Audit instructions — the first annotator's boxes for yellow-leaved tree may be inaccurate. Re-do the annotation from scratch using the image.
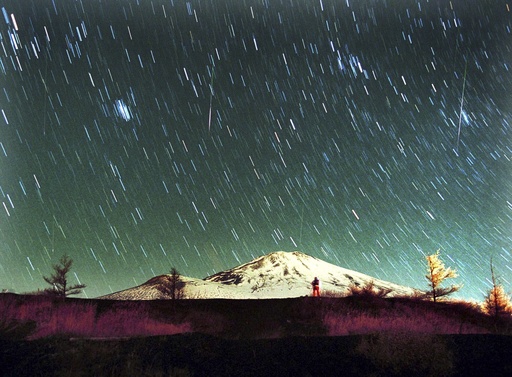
[425,250,461,302]
[482,258,512,319]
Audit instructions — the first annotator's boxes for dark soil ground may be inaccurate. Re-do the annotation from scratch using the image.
[1,333,512,376]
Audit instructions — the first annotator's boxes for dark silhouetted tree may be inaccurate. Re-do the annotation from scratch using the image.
[160,267,185,299]
[425,250,460,302]
[43,254,86,297]
[482,258,512,319]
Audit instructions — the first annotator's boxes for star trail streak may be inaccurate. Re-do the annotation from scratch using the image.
[0,0,511,299]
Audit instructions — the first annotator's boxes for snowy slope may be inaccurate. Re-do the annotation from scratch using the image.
[204,251,415,298]
[99,251,416,300]
[98,275,238,300]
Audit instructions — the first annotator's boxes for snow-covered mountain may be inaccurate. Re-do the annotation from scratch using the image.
[99,251,417,300]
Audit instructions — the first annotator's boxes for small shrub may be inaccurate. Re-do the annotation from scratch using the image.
[347,280,392,298]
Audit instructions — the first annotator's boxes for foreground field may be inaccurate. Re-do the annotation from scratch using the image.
[1,293,507,339]
[1,293,511,376]
[2,333,512,376]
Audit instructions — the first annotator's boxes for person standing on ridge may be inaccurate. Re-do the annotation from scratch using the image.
[311,277,320,297]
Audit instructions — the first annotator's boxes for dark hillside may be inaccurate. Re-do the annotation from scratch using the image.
[2,293,512,376]
[1,293,509,339]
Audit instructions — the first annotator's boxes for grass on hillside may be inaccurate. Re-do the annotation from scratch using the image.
[2,292,512,376]
[1,291,511,340]
[0,294,191,340]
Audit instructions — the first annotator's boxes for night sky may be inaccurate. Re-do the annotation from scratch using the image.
[1,0,511,299]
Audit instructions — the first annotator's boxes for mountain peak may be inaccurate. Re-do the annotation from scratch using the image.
[100,251,416,300]
[204,250,413,298]
[205,250,312,286]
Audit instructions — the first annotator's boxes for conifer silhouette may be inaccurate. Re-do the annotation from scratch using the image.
[160,267,185,299]
[43,254,86,297]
